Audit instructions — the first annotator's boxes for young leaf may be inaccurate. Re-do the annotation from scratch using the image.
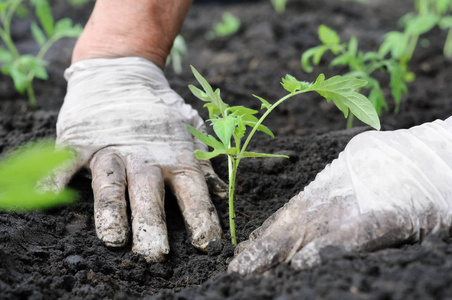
[188,84,209,102]
[318,24,341,45]
[253,94,271,110]
[309,74,381,130]
[211,116,236,147]
[194,148,236,160]
[281,74,310,93]
[186,125,224,149]
[0,47,12,62]
[31,22,46,46]
[30,0,54,37]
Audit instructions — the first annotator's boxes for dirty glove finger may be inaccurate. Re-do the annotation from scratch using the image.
[291,209,413,270]
[90,150,129,247]
[198,159,228,199]
[126,156,169,263]
[167,165,223,251]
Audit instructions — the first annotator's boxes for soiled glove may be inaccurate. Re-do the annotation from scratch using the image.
[54,57,226,262]
[228,117,452,275]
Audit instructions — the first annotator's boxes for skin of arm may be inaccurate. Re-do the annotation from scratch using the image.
[72,0,193,68]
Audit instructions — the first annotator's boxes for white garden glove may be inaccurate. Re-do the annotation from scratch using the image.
[228,117,452,275]
[54,57,226,262]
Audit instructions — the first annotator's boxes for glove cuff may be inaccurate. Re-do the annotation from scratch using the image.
[64,56,168,87]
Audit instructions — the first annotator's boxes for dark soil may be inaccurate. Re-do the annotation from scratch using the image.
[1,0,452,299]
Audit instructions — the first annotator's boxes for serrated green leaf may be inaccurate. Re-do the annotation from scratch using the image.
[318,24,340,45]
[281,74,301,93]
[348,36,358,57]
[301,45,327,72]
[309,74,380,130]
[54,18,82,38]
[252,94,271,110]
[19,55,48,79]
[330,53,352,67]
[379,31,408,59]
[211,116,236,147]
[235,116,246,139]
[31,22,46,46]
[0,188,76,211]
[0,140,77,211]
[186,125,224,149]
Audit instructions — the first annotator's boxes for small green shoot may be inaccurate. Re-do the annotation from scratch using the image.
[205,12,241,40]
[302,25,407,125]
[380,0,452,78]
[270,0,287,14]
[166,34,188,74]
[0,140,76,211]
[188,66,380,245]
[0,0,83,109]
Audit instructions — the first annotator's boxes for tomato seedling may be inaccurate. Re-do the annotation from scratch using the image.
[0,0,82,109]
[302,25,407,126]
[187,66,380,245]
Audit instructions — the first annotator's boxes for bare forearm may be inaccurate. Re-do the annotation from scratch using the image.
[72,0,193,68]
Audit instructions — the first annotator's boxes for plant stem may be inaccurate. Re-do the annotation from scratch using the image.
[347,112,355,129]
[241,92,298,155]
[228,156,239,246]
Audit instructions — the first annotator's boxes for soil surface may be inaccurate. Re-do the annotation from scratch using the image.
[1,0,452,299]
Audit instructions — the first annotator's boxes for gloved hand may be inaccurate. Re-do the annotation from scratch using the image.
[53,57,226,262]
[228,117,452,275]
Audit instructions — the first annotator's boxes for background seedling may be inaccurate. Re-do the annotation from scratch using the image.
[302,25,407,128]
[302,0,452,128]
[205,12,241,40]
[270,0,287,14]
[187,66,380,245]
[166,34,188,74]
[0,0,82,109]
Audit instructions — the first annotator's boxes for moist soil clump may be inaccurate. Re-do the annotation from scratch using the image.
[1,0,452,299]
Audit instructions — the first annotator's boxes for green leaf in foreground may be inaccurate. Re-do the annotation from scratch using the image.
[0,141,77,211]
